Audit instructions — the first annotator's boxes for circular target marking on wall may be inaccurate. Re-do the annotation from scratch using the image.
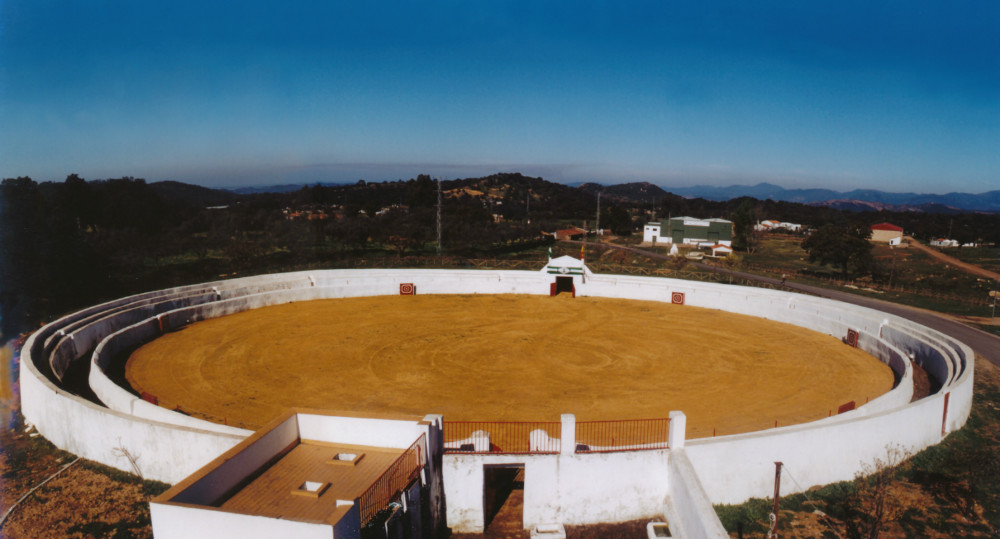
[671,292,685,305]
[399,283,416,295]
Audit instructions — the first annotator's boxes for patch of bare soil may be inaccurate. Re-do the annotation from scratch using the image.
[2,463,155,539]
[942,312,1000,329]
[761,478,992,539]
[1,412,162,539]
[1,341,166,539]
[910,360,933,401]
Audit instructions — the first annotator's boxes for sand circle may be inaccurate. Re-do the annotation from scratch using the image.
[126,295,894,437]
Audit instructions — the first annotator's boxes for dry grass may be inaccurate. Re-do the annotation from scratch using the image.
[718,356,1000,539]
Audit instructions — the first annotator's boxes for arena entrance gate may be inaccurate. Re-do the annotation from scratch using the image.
[483,464,525,530]
[550,276,575,297]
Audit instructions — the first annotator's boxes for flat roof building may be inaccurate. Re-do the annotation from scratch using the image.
[644,217,732,247]
[150,409,444,539]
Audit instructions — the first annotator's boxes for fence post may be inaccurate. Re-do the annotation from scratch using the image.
[668,411,686,449]
[561,414,576,455]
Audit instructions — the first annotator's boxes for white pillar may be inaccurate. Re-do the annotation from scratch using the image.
[668,411,686,449]
[560,414,576,455]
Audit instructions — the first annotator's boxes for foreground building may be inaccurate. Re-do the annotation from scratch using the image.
[150,410,445,539]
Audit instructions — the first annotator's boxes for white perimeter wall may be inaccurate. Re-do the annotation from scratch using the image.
[443,450,671,532]
[149,502,335,539]
[20,268,974,516]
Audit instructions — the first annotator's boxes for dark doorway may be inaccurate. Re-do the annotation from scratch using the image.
[483,465,525,533]
[555,276,575,296]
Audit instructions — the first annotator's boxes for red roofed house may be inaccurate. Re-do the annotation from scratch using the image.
[871,223,903,246]
[552,227,587,240]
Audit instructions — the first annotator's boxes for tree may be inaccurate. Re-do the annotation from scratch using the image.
[600,205,632,236]
[839,446,908,539]
[731,198,761,254]
[1,177,44,336]
[801,224,874,279]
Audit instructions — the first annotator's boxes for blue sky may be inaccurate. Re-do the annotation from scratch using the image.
[1,1,997,193]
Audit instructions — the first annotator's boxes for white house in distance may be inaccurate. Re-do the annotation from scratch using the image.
[870,223,904,246]
[709,244,734,257]
[643,217,733,247]
[930,238,960,248]
[754,220,803,233]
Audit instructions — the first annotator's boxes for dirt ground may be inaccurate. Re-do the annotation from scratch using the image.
[1,339,167,539]
[127,294,893,437]
[738,356,1000,539]
[906,237,1000,282]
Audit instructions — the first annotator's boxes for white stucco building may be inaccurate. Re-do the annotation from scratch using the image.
[150,410,446,539]
[755,220,802,232]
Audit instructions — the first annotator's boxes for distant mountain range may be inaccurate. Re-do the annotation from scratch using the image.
[226,182,347,195]
[661,182,1000,213]
[150,180,240,206]
[226,178,1000,213]
[582,181,1000,213]
[577,182,670,205]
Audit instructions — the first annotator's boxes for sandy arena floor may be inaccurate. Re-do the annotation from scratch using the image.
[126,294,894,437]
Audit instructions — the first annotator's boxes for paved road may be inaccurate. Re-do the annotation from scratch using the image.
[574,240,1000,368]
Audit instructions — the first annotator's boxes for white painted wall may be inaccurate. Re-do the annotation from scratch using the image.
[20,266,974,520]
[297,413,431,450]
[150,501,335,539]
[685,391,961,505]
[643,224,664,243]
[443,450,671,533]
[19,350,244,483]
[167,414,299,505]
[666,449,729,538]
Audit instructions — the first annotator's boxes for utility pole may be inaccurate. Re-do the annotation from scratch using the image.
[595,191,601,239]
[992,279,998,322]
[436,177,442,256]
[889,251,897,289]
[526,189,531,224]
[767,461,783,539]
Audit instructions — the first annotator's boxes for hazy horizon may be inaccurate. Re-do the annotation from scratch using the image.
[2,2,997,195]
[8,167,1000,198]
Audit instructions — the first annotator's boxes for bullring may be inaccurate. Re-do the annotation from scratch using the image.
[19,257,974,536]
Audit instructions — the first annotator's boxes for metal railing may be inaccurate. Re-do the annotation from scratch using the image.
[443,421,561,454]
[575,418,670,453]
[359,434,425,526]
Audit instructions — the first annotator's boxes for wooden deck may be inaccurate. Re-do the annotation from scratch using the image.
[219,441,404,524]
